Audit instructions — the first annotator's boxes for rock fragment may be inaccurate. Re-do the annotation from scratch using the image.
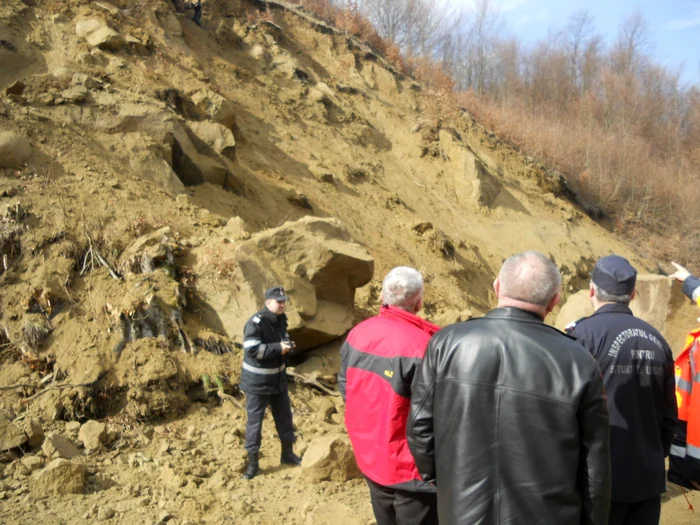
[79,420,108,450]
[300,434,360,483]
[42,433,81,459]
[31,459,86,496]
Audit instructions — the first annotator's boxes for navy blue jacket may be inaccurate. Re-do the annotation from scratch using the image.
[240,306,290,395]
[568,303,677,502]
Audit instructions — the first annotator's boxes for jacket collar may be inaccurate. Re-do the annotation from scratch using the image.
[486,307,546,323]
[592,303,633,316]
[379,305,441,335]
[261,306,286,324]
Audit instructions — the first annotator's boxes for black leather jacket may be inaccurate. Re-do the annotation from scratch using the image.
[407,308,611,525]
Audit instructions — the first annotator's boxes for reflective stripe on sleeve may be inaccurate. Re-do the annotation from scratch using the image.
[244,339,262,348]
[677,377,693,393]
[671,445,687,458]
[256,347,265,360]
[687,443,700,459]
[242,362,286,375]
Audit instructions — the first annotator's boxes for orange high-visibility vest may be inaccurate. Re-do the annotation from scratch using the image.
[674,328,700,459]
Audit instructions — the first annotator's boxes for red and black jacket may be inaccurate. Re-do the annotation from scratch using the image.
[338,305,440,491]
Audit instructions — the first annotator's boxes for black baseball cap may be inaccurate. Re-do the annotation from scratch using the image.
[591,255,637,295]
[264,286,288,301]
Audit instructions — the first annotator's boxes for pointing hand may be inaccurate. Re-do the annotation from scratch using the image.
[669,262,691,283]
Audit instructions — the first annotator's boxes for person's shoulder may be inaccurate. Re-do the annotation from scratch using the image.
[245,310,264,326]
[564,315,591,334]
[346,314,381,337]
[565,309,615,336]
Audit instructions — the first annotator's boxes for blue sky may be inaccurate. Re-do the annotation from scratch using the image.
[461,0,700,86]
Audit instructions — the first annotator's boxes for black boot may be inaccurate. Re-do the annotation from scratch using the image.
[280,441,302,466]
[241,452,259,480]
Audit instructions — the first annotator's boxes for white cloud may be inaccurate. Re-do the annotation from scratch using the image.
[666,17,700,29]
[665,2,700,30]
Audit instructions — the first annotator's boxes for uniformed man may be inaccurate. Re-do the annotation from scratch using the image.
[240,286,301,480]
[567,255,677,525]
[666,262,700,490]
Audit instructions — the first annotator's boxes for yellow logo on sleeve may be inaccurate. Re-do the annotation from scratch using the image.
[384,370,394,378]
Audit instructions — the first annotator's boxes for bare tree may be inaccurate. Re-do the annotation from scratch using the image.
[565,10,596,95]
[611,9,652,76]
[363,0,408,48]
[467,0,503,94]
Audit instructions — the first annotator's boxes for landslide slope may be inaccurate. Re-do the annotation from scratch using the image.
[2,0,691,524]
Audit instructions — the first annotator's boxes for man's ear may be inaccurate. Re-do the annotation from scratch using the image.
[546,293,561,315]
[630,289,637,301]
[493,277,500,296]
[588,284,595,298]
[414,297,423,314]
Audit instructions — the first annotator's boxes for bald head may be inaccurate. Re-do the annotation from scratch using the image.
[497,251,561,308]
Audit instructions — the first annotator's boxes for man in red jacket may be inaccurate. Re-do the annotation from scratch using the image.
[339,266,440,525]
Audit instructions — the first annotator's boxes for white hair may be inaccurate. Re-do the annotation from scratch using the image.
[382,267,424,311]
[498,251,561,307]
[591,282,633,304]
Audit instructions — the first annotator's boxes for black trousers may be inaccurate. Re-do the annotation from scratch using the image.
[365,477,438,525]
[609,497,661,525]
[244,390,295,454]
[192,6,201,26]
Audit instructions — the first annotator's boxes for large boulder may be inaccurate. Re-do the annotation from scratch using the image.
[75,19,126,51]
[0,131,33,168]
[440,131,501,209]
[0,412,27,451]
[187,121,236,160]
[93,105,185,194]
[300,434,360,483]
[555,275,700,354]
[172,125,232,187]
[31,459,86,496]
[193,217,373,350]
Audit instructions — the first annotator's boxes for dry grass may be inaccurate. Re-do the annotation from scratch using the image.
[461,92,700,265]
